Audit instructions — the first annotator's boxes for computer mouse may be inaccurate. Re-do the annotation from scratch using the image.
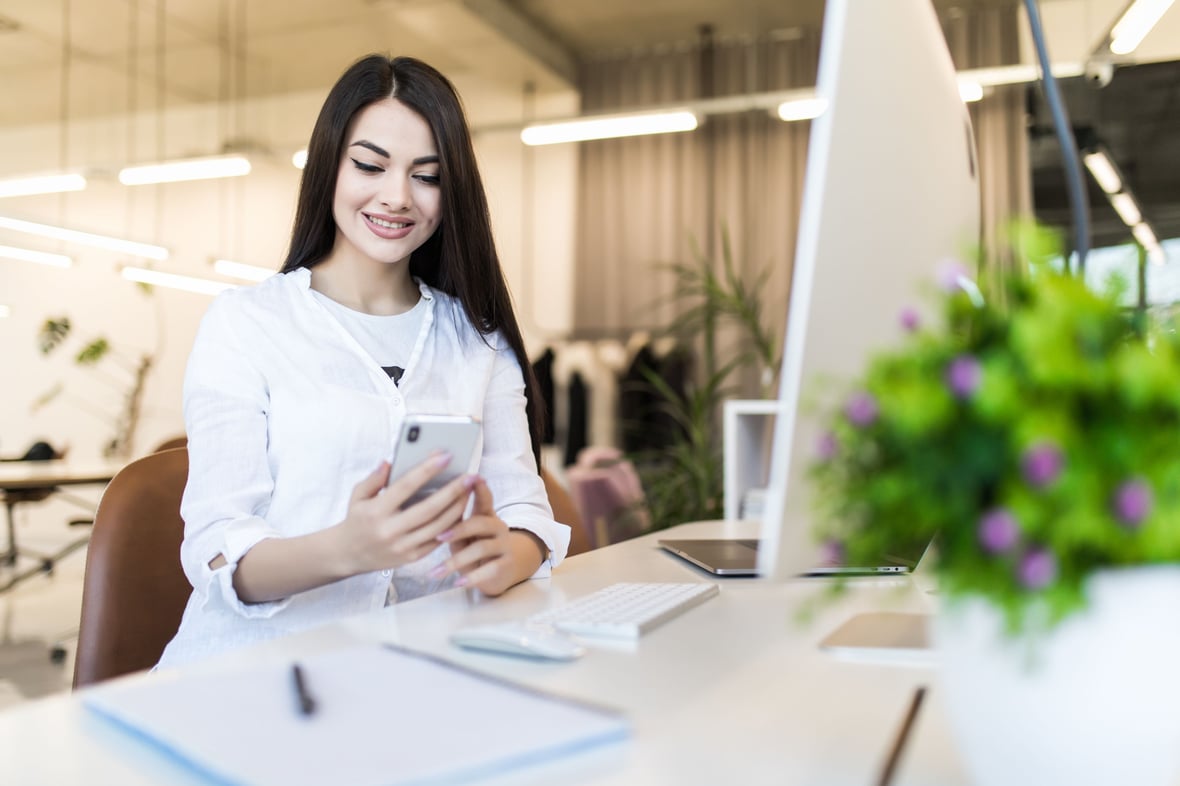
[449,623,586,661]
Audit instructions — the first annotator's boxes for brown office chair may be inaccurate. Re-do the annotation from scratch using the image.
[541,467,591,558]
[73,447,192,688]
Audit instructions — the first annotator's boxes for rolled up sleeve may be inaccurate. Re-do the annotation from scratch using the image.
[180,296,292,618]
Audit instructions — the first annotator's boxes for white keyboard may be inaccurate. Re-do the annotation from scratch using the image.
[528,582,720,640]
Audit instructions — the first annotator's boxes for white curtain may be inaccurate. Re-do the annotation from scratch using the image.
[572,6,1029,356]
[574,32,820,360]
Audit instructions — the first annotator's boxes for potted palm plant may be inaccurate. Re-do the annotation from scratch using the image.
[809,224,1180,786]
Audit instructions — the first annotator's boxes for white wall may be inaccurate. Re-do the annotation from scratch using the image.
[0,84,578,461]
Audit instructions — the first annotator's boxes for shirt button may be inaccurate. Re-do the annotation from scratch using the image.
[381,569,392,577]
[392,397,401,406]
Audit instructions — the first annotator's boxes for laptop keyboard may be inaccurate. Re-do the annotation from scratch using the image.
[528,582,720,640]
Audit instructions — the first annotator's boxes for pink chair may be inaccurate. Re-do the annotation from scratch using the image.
[565,447,649,548]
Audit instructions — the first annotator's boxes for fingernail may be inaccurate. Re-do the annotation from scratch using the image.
[433,452,452,468]
[428,564,449,580]
[454,575,468,588]
[463,475,478,490]
[436,528,456,543]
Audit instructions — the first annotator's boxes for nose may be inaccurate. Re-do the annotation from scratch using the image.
[380,176,412,212]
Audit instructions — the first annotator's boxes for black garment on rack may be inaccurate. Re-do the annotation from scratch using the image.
[619,344,693,454]
[563,371,589,466]
[530,348,557,444]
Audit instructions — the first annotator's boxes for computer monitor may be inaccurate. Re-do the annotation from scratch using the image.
[756,0,981,579]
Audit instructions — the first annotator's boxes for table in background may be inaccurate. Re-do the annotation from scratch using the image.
[0,460,120,593]
[0,518,967,785]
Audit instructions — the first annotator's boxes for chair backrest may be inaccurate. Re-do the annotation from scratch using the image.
[73,447,191,688]
[541,467,591,558]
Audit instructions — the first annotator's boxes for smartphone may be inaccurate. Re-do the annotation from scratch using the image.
[388,414,482,507]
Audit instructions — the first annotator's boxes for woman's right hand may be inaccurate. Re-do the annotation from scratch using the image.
[334,453,475,575]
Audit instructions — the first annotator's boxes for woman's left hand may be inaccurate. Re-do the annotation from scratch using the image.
[438,478,542,596]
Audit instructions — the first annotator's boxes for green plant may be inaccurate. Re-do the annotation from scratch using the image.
[34,316,154,459]
[810,225,1180,632]
[629,226,780,530]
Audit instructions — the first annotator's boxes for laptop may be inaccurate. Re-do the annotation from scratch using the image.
[657,538,925,577]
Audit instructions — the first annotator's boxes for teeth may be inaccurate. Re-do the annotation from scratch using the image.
[369,215,410,230]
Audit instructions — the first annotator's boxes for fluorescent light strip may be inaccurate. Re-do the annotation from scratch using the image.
[213,258,274,282]
[1110,0,1176,55]
[1109,192,1143,226]
[1083,151,1123,194]
[777,98,828,122]
[0,243,73,268]
[292,149,308,170]
[0,215,168,260]
[1131,222,1161,252]
[521,111,698,146]
[0,304,9,318]
[118,154,252,186]
[0,172,87,199]
[122,266,235,296]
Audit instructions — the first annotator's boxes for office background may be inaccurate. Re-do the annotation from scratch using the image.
[2,0,1178,464]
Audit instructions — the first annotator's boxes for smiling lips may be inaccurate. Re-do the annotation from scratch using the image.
[364,212,414,239]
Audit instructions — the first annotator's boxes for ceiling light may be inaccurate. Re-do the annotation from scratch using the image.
[0,215,168,260]
[118,154,252,186]
[0,304,9,318]
[0,172,87,199]
[521,111,698,146]
[292,149,308,170]
[1109,192,1143,226]
[1110,0,1176,55]
[1132,222,1159,248]
[0,243,73,268]
[1082,151,1123,194]
[958,81,984,102]
[121,266,235,296]
[777,98,828,122]
[213,258,273,282]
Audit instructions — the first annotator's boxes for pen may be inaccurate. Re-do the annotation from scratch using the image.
[291,662,317,717]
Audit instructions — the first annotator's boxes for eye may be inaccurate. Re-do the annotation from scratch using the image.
[350,158,383,174]
[414,173,441,186]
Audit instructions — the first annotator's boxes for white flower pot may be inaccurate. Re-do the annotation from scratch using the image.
[933,567,1180,786]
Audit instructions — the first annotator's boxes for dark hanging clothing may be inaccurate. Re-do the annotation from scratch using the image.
[530,348,557,444]
[563,371,589,466]
[619,343,693,454]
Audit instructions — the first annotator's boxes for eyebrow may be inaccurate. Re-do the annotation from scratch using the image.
[348,140,439,167]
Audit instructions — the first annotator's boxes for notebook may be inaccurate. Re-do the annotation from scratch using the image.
[84,644,629,786]
[657,538,925,577]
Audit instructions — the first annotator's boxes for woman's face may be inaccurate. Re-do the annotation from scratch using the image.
[331,98,442,268]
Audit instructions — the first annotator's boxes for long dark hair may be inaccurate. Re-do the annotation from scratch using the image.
[282,55,546,469]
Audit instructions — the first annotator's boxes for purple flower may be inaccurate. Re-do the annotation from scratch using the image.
[937,258,970,293]
[978,508,1019,554]
[1112,478,1153,528]
[899,307,921,333]
[1018,548,1057,590]
[815,431,839,461]
[1022,442,1063,488]
[844,392,879,427]
[945,355,982,399]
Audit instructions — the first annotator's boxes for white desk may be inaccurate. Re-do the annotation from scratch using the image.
[0,519,963,786]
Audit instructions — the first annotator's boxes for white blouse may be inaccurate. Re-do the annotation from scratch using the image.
[157,268,569,668]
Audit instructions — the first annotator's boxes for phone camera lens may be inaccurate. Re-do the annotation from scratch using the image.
[407,426,420,442]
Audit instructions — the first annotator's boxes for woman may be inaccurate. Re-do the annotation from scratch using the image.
[158,55,569,668]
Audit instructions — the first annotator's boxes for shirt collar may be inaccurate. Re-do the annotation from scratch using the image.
[288,265,434,302]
